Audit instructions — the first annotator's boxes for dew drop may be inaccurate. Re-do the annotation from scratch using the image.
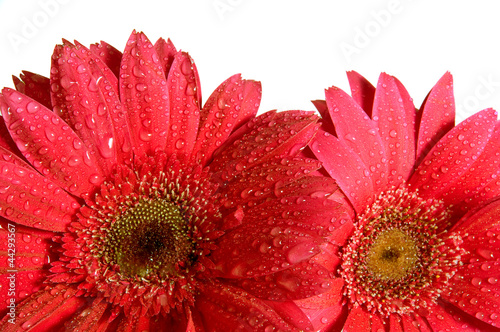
[286,242,318,264]
[175,138,185,150]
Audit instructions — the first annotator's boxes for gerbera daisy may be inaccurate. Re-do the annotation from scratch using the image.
[0,31,342,331]
[298,71,500,331]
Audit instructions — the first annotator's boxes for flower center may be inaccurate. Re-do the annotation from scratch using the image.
[341,186,464,316]
[106,199,195,278]
[366,228,419,281]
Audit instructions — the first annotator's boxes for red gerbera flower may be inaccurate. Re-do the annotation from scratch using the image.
[298,72,500,331]
[0,31,342,331]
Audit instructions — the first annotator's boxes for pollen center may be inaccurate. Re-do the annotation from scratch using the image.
[106,199,194,278]
[366,228,419,280]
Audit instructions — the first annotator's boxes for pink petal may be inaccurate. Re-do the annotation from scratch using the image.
[0,160,79,231]
[14,71,52,109]
[165,52,201,161]
[50,43,119,175]
[409,109,497,200]
[154,37,177,77]
[119,31,170,157]
[90,40,122,78]
[416,72,455,165]
[228,261,333,301]
[0,285,86,330]
[210,110,319,181]
[372,73,416,185]
[193,74,261,165]
[196,282,313,331]
[346,70,375,117]
[310,129,374,214]
[2,88,104,197]
[325,86,388,193]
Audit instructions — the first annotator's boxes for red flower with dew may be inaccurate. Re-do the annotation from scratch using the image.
[297,72,500,331]
[0,31,342,331]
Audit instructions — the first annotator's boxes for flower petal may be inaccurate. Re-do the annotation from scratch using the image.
[0,161,80,231]
[441,121,500,217]
[294,278,347,332]
[217,157,323,219]
[325,86,387,193]
[343,307,371,331]
[416,72,455,165]
[228,261,333,301]
[2,88,104,196]
[312,99,336,135]
[119,31,170,157]
[165,52,201,160]
[310,129,374,213]
[409,109,497,200]
[90,40,122,78]
[0,219,54,309]
[13,71,52,109]
[193,74,261,165]
[346,70,375,117]
[154,37,177,77]
[196,282,312,331]
[211,110,319,180]
[63,299,113,331]
[50,43,119,175]
[425,301,494,331]
[372,73,416,184]
[0,284,86,331]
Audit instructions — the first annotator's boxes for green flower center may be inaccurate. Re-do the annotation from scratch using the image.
[106,199,195,278]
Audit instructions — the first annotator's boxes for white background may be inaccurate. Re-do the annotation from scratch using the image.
[0,0,499,123]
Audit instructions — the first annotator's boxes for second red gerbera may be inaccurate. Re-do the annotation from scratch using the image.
[298,71,500,331]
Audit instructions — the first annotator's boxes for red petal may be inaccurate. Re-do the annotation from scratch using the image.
[325,86,388,193]
[217,157,323,219]
[312,99,336,135]
[0,97,22,154]
[416,72,455,165]
[90,40,122,78]
[0,220,55,310]
[228,261,333,301]
[346,70,375,117]
[0,160,79,231]
[409,109,497,200]
[211,110,319,182]
[343,307,371,331]
[119,31,170,157]
[212,221,321,278]
[154,37,177,77]
[0,285,86,331]
[372,73,416,185]
[196,282,312,331]
[424,301,495,331]
[2,88,104,197]
[441,122,500,217]
[294,278,347,332]
[14,71,52,109]
[165,52,201,161]
[50,43,119,175]
[310,128,373,213]
[193,75,261,165]
[64,299,112,331]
